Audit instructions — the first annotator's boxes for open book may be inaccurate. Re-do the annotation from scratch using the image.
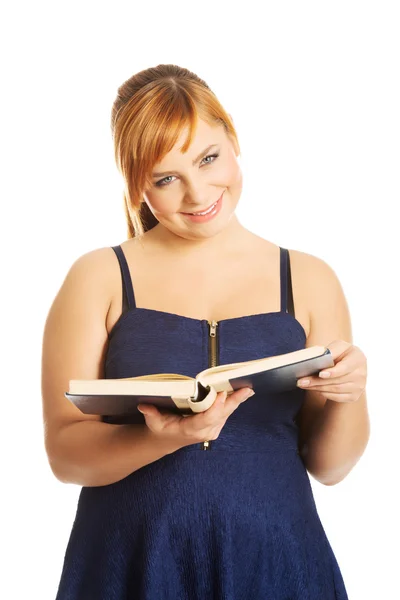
[65,345,334,424]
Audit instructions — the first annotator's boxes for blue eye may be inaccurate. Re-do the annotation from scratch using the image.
[155,153,220,187]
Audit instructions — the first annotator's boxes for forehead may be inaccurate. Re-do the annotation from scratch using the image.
[164,118,225,160]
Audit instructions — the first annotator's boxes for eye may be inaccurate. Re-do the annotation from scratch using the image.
[155,153,220,187]
[155,175,174,187]
[202,153,219,165]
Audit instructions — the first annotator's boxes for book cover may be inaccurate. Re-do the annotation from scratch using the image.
[65,346,334,424]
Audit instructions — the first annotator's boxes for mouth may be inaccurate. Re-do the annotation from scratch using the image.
[181,192,224,216]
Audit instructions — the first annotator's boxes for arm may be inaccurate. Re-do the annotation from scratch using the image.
[41,248,182,488]
[49,421,182,487]
[294,252,370,486]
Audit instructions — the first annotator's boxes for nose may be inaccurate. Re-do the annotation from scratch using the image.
[182,188,215,210]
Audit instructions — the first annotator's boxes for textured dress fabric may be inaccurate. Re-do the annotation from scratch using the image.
[55,245,349,600]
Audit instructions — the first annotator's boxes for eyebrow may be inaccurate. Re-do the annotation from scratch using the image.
[152,144,219,178]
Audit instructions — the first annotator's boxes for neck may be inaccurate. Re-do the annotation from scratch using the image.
[145,215,251,259]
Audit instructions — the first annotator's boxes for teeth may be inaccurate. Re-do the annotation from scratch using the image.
[191,202,216,216]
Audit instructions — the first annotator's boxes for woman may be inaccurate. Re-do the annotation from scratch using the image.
[42,64,369,599]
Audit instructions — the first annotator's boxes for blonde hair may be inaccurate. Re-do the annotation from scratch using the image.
[110,64,240,239]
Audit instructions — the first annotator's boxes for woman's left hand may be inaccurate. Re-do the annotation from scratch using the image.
[296,340,367,403]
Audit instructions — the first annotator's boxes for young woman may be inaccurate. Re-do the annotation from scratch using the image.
[42,64,369,599]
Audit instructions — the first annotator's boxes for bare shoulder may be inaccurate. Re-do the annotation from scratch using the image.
[289,247,337,272]
[46,246,120,330]
[60,244,132,314]
[288,247,345,304]
[287,246,329,274]
[66,245,121,288]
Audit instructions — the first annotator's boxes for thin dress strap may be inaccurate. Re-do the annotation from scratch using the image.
[279,247,295,317]
[111,245,136,312]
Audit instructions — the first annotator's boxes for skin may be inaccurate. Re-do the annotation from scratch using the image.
[120,117,267,445]
[133,116,370,485]
[42,115,369,487]
[141,116,247,256]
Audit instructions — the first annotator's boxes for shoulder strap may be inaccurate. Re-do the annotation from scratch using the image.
[279,247,295,317]
[111,245,136,312]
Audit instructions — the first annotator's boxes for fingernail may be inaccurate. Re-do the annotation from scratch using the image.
[245,389,255,398]
[297,379,310,387]
[137,407,147,415]
[319,371,331,378]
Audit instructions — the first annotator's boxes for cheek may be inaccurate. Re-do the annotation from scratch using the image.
[219,155,242,189]
[144,194,179,216]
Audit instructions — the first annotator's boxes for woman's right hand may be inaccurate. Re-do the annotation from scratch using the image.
[137,388,255,448]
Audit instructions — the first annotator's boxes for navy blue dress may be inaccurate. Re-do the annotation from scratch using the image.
[55,245,349,599]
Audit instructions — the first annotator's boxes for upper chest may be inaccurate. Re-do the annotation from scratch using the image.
[106,240,311,338]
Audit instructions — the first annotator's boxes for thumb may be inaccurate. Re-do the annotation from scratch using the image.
[137,404,159,417]
[137,404,163,433]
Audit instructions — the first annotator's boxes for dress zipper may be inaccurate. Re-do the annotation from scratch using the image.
[202,319,218,451]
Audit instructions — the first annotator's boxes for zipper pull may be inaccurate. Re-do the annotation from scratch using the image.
[209,320,218,337]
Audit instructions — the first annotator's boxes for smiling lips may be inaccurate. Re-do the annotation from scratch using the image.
[181,192,224,215]
[186,202,217,216]
[180,192,224,223]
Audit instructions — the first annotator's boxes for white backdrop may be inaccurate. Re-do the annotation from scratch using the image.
[1,1,399,599]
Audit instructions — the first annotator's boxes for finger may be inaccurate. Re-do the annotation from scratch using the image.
[298,381,355,393]
[216,388,254,410]
[195,391,228,421]
[137,404,166,429]
[179,393,225,438]
[298,375,351,387]
[318,364,353,380]
[195,388,253,427]
[181,388,254,441]
[137,404,158,416]
[320,346,365,380]
[227,388,255,408]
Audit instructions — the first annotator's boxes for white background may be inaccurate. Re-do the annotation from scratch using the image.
[1,1,399,598]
